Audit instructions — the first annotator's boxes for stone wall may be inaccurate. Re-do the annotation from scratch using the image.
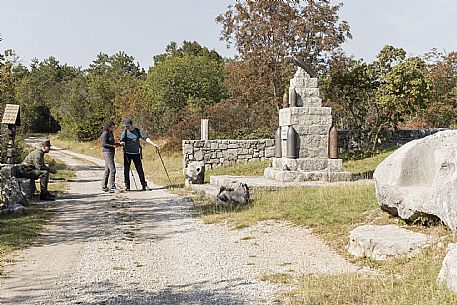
[338,128,448,152]
[183,128,450,169]
[182,139,275,170]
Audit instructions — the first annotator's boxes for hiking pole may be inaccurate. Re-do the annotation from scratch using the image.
[156,147,172,185]
[130,168,138,190]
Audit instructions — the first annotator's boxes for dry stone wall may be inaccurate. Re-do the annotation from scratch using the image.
[338,128,447,152]
[183,139,275,170]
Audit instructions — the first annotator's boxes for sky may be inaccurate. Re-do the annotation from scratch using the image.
[0,0,456,69]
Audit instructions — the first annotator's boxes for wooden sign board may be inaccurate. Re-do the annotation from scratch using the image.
[2,104,21,126]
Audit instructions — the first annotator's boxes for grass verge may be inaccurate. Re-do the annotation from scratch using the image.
[342,148,396,179]
[0,156,73,274]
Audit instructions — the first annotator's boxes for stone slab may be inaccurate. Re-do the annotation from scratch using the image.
[264,168,352,183]
[272,158,343,171]
[348,224,434,260]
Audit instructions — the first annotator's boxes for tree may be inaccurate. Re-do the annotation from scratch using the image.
[321,46,431,150]
[145,42,225,136]
[320,51,375,131]
[153,41,223,66]
[217,0,351,110]
[371,55,431,148]
[421,51,457,127]
[15,57,78,133]
[54,51,146,141]
[88,51,145,79]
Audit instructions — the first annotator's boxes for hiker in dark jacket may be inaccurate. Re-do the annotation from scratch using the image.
[120,119,158,191]
[19,140,57,201]
[101,119,121,193]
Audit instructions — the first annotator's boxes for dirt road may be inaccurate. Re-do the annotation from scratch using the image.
[0,143,357,304]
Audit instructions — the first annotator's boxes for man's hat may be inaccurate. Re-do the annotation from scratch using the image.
[124,119,133,127]
[41,140,51,148]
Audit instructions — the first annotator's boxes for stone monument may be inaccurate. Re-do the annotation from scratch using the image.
[264,67,352,182]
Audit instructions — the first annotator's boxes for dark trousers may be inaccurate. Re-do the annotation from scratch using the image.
[19,168,49,194]
[123,153,146,188]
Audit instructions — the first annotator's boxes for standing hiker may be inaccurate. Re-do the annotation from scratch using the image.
[101,119,121,193]
[120,119,158,191]
[18,140,57,201]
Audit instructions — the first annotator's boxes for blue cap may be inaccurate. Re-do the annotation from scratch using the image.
[124,119,132,127]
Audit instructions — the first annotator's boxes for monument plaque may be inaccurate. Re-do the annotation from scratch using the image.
[2,104,20,125]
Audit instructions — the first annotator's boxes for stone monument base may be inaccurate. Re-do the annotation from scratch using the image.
[264,157,352,182]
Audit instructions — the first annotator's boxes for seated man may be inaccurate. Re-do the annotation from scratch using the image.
[19,140,57,201]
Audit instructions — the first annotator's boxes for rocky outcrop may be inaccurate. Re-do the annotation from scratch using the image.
[0,164,34,208]
[348,225,434,260]
[373,130,457,230]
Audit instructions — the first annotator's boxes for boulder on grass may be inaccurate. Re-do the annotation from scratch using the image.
[373,130,457,230]
[217,183,250,206]
[185,161,205,186]
[348,224,434,260]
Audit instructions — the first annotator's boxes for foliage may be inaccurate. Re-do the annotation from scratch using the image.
[217,0,351,113]
[153,41,223,66]
[321,45,432,150]
[420,51,457,127]
[320,50,375,130]
[145,42,225,137]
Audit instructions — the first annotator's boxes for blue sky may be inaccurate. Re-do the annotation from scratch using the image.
[0,0,455,69]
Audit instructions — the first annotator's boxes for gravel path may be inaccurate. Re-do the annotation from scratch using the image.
[0,143,358,304]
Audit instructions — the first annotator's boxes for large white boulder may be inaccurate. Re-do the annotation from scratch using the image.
[438,243,457,292]
[374,130,457,230]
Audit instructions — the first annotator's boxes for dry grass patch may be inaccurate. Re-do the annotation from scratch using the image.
[50,135,184,187]
[285,243,457,305]
[197,184,380,250]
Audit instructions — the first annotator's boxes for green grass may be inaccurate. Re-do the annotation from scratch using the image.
[205,160,270,183]
[342,148,397,179]
[47,156,76,193]
[0,208,48,260]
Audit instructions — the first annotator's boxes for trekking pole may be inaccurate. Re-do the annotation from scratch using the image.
[156,147,172,185]
[130,168,138,190]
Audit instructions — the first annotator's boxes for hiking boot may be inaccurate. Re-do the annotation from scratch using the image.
[142,185,151,191]
[40,192,55,201]
[108,187,120,193]
[46,191,56,198]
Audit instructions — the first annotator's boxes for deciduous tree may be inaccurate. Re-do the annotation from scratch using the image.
[217,0,351,110]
